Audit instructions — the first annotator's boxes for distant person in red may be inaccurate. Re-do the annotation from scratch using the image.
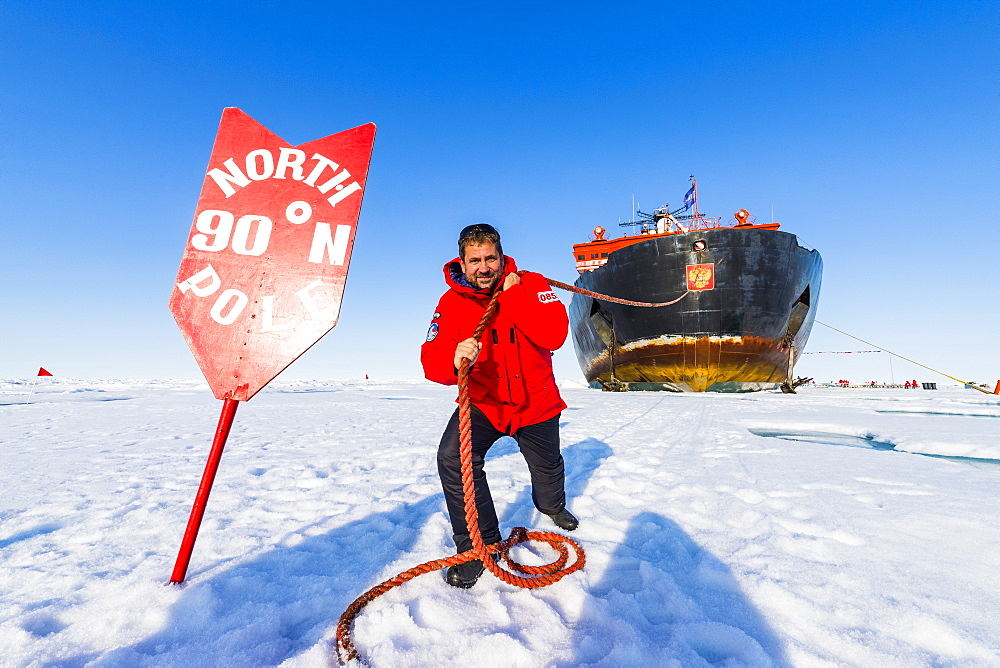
[421,223,577,588]
[904,381,911,389]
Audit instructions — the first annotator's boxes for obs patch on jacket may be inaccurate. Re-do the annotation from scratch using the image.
[537,290,559,304]
[426,322,439,342]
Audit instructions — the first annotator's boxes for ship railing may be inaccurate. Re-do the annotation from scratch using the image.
[670,215,723,233]
[626,216,727,235]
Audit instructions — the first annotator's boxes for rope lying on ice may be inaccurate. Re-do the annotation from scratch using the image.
[815,320,992,395]
[335,273,686,663]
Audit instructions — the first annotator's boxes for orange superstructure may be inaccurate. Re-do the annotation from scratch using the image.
[573,211,779,274]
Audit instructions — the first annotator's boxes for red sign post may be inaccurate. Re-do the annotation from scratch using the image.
[168,108,375,583]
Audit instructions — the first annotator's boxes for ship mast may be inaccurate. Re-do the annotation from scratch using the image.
[690,175,700,219]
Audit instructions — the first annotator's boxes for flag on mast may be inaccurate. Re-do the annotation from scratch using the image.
[682,185,696,211]
[38,368,53,377]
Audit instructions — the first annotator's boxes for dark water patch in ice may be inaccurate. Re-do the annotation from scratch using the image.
[916,453,1000,470]
[876,410,1000,418]
[749,429,896,451]
[749,429,1000,470]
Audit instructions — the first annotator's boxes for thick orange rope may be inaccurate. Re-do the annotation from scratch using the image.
[335,275,685,663]
[545,277,689,308]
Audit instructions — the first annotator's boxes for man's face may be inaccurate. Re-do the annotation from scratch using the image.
[460,242,504,290]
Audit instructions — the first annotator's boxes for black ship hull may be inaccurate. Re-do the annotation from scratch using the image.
[569,228,823,392]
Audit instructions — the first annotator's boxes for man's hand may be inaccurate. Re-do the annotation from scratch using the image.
[454,338,482,370]
[503,272,521,291]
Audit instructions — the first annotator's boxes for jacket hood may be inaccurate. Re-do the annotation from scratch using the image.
[443,255,518,298]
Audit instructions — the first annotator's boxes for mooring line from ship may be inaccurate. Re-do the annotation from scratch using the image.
[544,276,691,307]
[335,273,586,665]
[815,320,991,394]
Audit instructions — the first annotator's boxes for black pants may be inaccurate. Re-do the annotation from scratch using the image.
[437,406,566,553]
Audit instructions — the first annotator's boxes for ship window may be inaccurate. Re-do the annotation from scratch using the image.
[591,254,599,259]
[601,253,608,257]
[577,255,585,261]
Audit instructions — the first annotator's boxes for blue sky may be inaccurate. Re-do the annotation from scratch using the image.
[2,1,997,386]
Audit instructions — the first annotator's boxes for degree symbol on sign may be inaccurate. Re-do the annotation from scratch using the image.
[166,108,376,588]
[286,201,313,225]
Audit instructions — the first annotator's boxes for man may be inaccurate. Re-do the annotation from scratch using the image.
[421,223,579,589]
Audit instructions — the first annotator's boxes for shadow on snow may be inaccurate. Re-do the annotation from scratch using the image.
[80,436,785,665]
[571,510,789,666]
[86,496,444,666]
[500,437,788,665]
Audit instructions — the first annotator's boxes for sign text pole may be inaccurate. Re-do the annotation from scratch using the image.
[167,109,375,581]
[170,398,240,584]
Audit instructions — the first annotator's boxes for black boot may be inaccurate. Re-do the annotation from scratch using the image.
[446,549,504,589]
[446,559,485,588]
[546,508,579,531]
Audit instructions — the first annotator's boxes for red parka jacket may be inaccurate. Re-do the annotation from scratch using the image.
[421,256,568,433]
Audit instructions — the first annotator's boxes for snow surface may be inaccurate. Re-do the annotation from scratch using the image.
[2,379,999,666]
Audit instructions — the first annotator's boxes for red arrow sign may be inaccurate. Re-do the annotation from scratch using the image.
[169,108,376,400]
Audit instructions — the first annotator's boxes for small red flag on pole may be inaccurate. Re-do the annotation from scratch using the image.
[25,368,53,404]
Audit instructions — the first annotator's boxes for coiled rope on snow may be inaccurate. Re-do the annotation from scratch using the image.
[335,274,687,663]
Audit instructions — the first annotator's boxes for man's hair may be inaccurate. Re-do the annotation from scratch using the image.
[458,223,503,259]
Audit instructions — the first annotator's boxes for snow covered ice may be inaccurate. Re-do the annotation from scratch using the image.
[2,379,999,666]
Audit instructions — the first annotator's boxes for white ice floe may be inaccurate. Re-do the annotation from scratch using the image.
[1,380,998,666]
